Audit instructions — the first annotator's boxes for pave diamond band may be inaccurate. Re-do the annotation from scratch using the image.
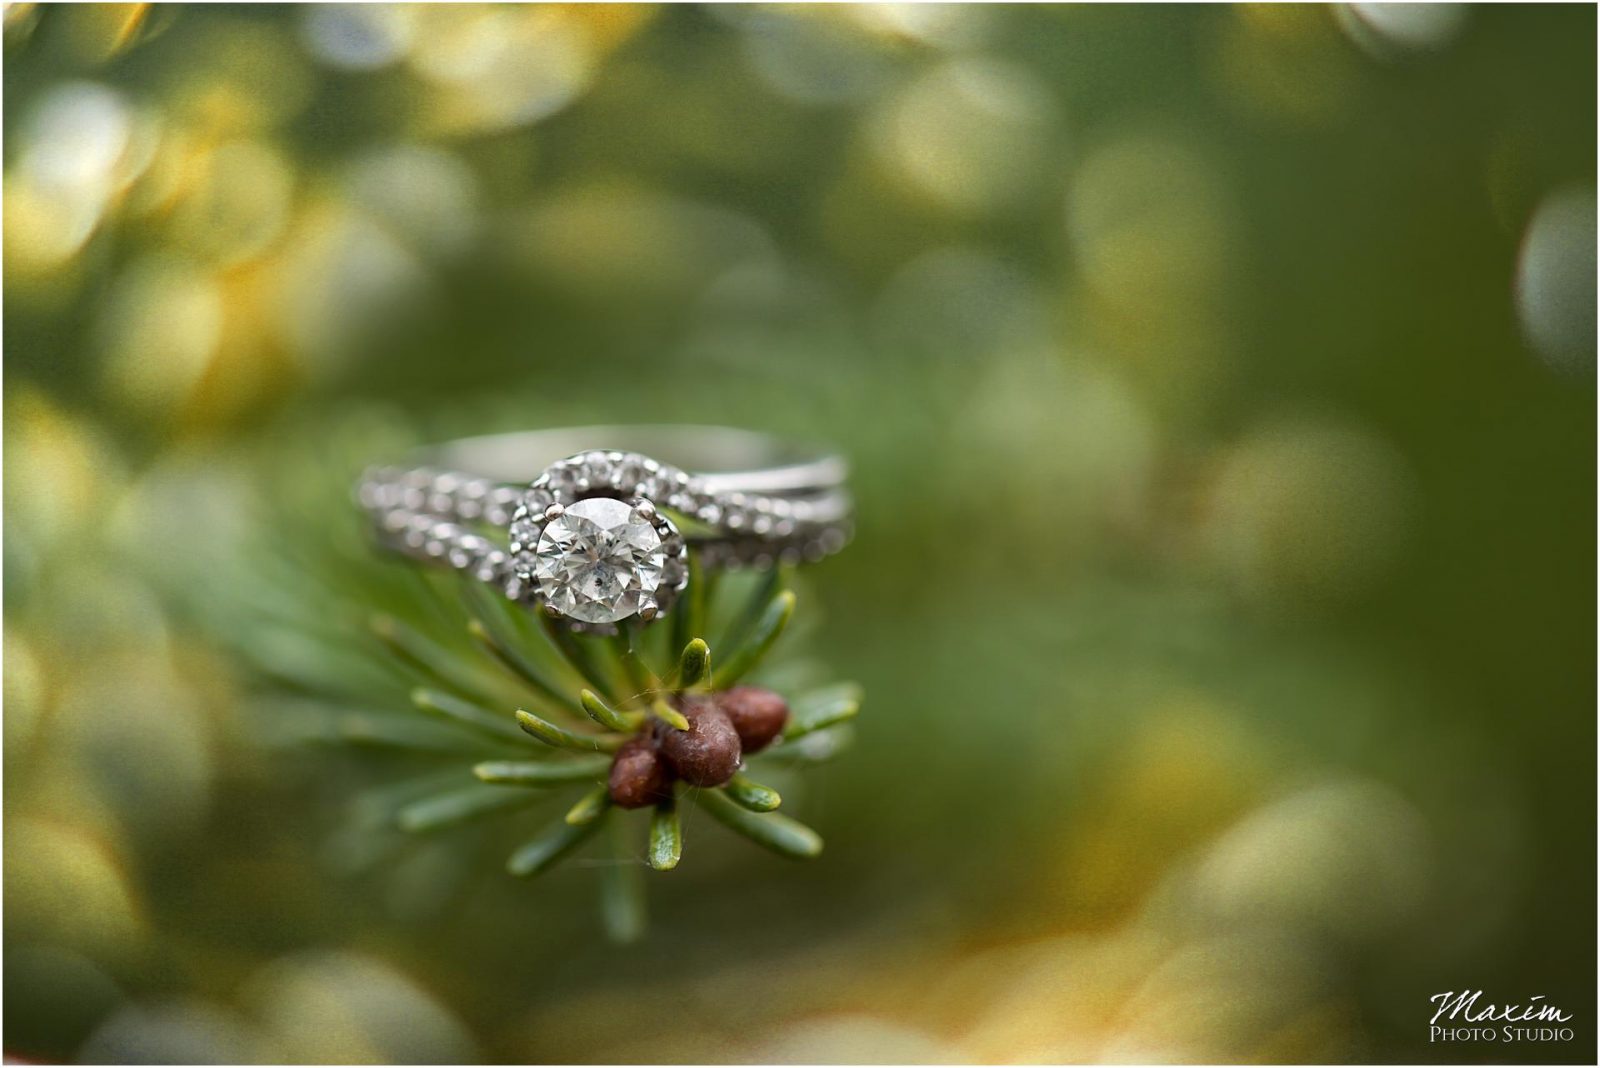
[359,426,852,630]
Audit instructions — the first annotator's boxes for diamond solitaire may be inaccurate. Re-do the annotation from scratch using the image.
[532,498,668,625]
[503,450,692,630]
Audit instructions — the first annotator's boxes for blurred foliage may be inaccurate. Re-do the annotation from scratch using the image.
[3,3,1595,1064]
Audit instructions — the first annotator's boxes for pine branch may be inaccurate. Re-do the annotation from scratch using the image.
[256,508,860,942]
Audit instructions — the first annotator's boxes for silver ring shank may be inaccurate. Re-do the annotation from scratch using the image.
[428,425,847,497]
[358,426,853,586]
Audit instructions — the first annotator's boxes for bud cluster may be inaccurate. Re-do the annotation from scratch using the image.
[608,687,789,806]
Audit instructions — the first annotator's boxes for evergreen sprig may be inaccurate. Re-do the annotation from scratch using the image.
[229,432,860,942]
[249,500,859,940]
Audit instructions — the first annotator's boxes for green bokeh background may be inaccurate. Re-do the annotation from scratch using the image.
[4,4,1594,1064]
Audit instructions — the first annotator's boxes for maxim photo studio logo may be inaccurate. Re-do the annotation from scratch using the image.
[1429,990,1574,1044]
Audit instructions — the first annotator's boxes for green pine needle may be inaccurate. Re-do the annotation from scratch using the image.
[670,550,708,655]
[507,818,603,877]
[327,710,499,755]
[782,684,862,740]
[693,787,821,859]
[610,623,658,699]
[712,589,795,688]
[467,618,581,715]
[649,697,690,731]
[473,756,612,785]
[677,638,711,689]
[411,688,529,744]
[397,783,544,832]
[564,785,612,826]
[601,816,647,943]
[757,728,851,767]
[249,624,398,701]
[721,567,782,651]
[579,688,642,732]
[723,772,782,812]
[372,614,500,704]
[536,604,620,698]
[648,798,682,870]
[515,709,624,752]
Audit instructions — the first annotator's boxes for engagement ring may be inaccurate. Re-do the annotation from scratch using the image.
[358,426,851,631]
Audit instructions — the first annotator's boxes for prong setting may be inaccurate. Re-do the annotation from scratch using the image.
[508,451,692,632]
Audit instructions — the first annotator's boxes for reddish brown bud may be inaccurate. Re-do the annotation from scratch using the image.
[716,686,789,754]
[657,696,742,787]
[608,735,675,808]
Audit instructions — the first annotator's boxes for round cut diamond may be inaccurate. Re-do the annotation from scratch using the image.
[531,498,666,624]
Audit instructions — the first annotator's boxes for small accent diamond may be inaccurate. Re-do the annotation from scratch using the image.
[508,517,539,549]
